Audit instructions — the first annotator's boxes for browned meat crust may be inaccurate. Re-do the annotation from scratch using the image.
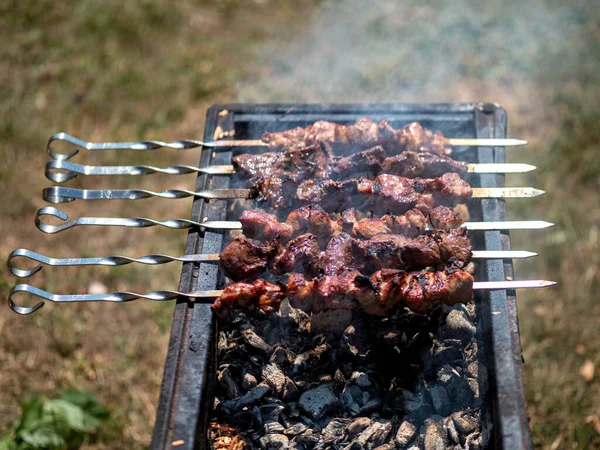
[240,205,461,243]
[213,267,473,317]
[252,172,472,215]
[261,118,450,156]
[218,228,472,281]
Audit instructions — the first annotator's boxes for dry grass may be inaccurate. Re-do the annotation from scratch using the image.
[1,0,598,448]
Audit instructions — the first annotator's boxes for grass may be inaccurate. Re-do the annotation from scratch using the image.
[1,0,599,448]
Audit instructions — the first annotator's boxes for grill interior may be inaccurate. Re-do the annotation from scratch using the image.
[151,103,531,450]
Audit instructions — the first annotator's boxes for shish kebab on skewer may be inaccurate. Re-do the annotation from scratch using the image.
[9,276,556,316]
[11,205,538,277]
[45,144,534,183]
[46,119,527,161]
[43,173,544,212]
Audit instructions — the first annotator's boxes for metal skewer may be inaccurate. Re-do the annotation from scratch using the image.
[34,207,555,234]
[47,133,528,160]
[45,159,536,183]
[7,279,557,315]
[8,248,538,278]
[42,186,545,204]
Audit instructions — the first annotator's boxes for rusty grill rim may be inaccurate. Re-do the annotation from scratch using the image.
[150,103,532,450]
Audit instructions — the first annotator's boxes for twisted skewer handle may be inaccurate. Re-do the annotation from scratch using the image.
[35,207,242,234]
[45,159,235,183]
[8,284,221,315]
[45,159,536,183]
[7,248,220,278]
[42,187,250,203]
[47,133,264,160]
[7,280,556,315]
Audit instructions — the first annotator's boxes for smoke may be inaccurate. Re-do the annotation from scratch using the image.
[236,0,578,105]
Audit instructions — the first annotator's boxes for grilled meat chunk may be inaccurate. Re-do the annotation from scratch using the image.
[219,237,271,281]
[261,118,450,156]
[240,209,294,242]
[255,172,471,214]
[285,267,473,315]
[233,144,334,181]
[219,228,472,281]
[268,233,320,276]
[240,206,461,244]
[429,205,464,229]
[212,279,285,317]
[331,146,387,179]
[382,151,466,178]
[284,204,339,247]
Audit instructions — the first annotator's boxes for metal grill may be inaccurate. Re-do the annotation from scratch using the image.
[149,103,533,450]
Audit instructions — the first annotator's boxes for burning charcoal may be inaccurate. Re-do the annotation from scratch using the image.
[322,418,351,444]
[311,309,353,335]
[235,383,270,409]
[423,416,447,450]
[334,368,346,384]
[430,340,464,368]
[351,371,372,388]
[373,445,394,450]
[260,403,286,423]
[298,384,339,419]
[359,396,382,415]
[444,415,460,445]
[292,343,330,375]
[398,387,432,420]
[270,346,295,366]
[341,324,368,361]
[465,360,488,400]
[218,365,242,399]
[284,422,308,436]
[262,363,287,397]
[264,421,286,434]
[348,417,372,435]
[294,429,321,447]
[342,384,363,412]
[241,326,272,353]
[451,411,478,436]
[252,406,263,427]
[441,309,477,341]
[395,419,417,446]
[426,382,452,416]
[259,433,289,449]
[436,365,473,408]
[242,371,258,391]
[355,420,393,449]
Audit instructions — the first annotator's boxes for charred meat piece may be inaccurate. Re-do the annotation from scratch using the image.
[212,279,285,317]
[240,206,461,244]
[381,209,429,237]
[382,151,466,178]
[272,173,472,215]
[219,237,271,281]
[249,173,298,210]
[284,204,340,247]
[428,205,464,229]
[284,267,473,316]
[220,229,472,281]
[318,232,355,276]
[233,144,334,181]
[240,209,294,242]
[261,118,450,156]
[392,122,451,156]
[331,145,387,179]
[268,233,320,276]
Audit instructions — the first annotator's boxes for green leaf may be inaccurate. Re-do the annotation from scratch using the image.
[19,424,65,448]
[0,436,18,450]
[46,399,86,432]
[58,390,109,429]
